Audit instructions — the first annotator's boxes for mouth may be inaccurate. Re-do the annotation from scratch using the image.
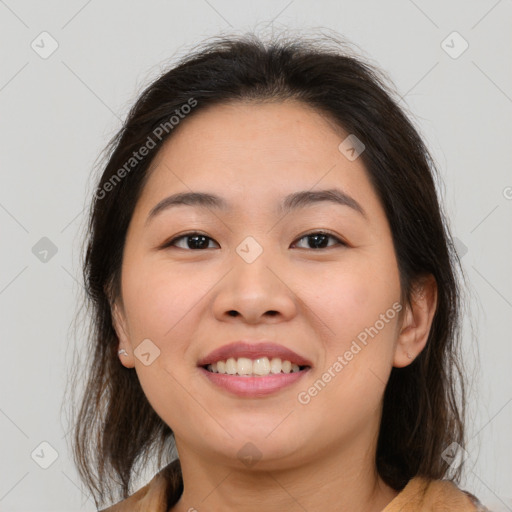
[197,341,312,397]
[197,340,313,374]
[198,361,311,397]
[201,357,311,377]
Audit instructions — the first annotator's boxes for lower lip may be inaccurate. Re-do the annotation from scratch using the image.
[198,366,311,397]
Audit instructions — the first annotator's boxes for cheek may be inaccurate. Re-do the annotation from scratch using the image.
[121,257,201,346]
[303,263,398,342]
[121,262,202,427]
[301,257,400,396]
[298,277,398,431]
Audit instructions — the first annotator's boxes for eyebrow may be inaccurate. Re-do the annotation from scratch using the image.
[145,187,367,226]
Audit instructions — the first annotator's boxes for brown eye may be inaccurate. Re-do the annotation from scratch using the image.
[292,231,346,250]
[164,232,219,250]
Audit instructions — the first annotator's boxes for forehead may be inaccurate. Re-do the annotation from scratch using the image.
[134,100,380,221]
[158,100,348,166]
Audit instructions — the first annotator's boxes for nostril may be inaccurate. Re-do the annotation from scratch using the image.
[228,311,238,317]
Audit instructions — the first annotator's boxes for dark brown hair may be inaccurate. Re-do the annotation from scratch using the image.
[66,30,468,509]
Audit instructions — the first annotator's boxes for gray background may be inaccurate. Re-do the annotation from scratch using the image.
[1,1,511,510]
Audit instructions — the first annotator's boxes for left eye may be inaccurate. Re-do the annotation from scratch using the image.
[292,231,346,250]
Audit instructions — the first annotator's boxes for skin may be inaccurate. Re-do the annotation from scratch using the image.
[111,100,437,512]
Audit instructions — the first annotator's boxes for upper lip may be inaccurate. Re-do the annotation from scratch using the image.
[197,341,313,367]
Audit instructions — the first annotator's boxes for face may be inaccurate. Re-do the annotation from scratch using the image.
[112,100,411,470]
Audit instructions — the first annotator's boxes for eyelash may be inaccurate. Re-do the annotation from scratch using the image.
[162,231,347,250]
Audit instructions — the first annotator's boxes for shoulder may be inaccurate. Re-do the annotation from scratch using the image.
[98,459,183,512]
[382,476,490,511]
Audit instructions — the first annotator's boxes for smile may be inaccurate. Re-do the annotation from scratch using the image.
[199,359,311,397]
[203,356,309,377]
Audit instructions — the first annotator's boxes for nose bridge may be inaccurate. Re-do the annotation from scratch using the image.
[231,233,278,297]
[212,233,296,322]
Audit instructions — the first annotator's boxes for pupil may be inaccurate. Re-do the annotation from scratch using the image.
[188,235,208,249]
[309,234,328,248]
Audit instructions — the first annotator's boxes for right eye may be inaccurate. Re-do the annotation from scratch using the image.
[162,232,220,250]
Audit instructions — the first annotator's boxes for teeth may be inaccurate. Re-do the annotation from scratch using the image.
[237,357,252,376]
[270,357,282,374]
[253,357,271,375]
[206,357,303,376]
[226,357,237,375]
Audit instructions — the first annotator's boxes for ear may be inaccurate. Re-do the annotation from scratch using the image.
[393,274,438,368]
[111,301,135,368]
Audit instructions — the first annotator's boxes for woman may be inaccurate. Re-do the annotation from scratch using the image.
[69,31,489,511]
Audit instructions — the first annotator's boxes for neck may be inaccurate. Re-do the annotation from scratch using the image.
[170,433,399,512]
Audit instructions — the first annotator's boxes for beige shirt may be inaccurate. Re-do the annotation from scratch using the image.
[99,459,489,512]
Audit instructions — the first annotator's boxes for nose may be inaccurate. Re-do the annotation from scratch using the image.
[211,248,298,325]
